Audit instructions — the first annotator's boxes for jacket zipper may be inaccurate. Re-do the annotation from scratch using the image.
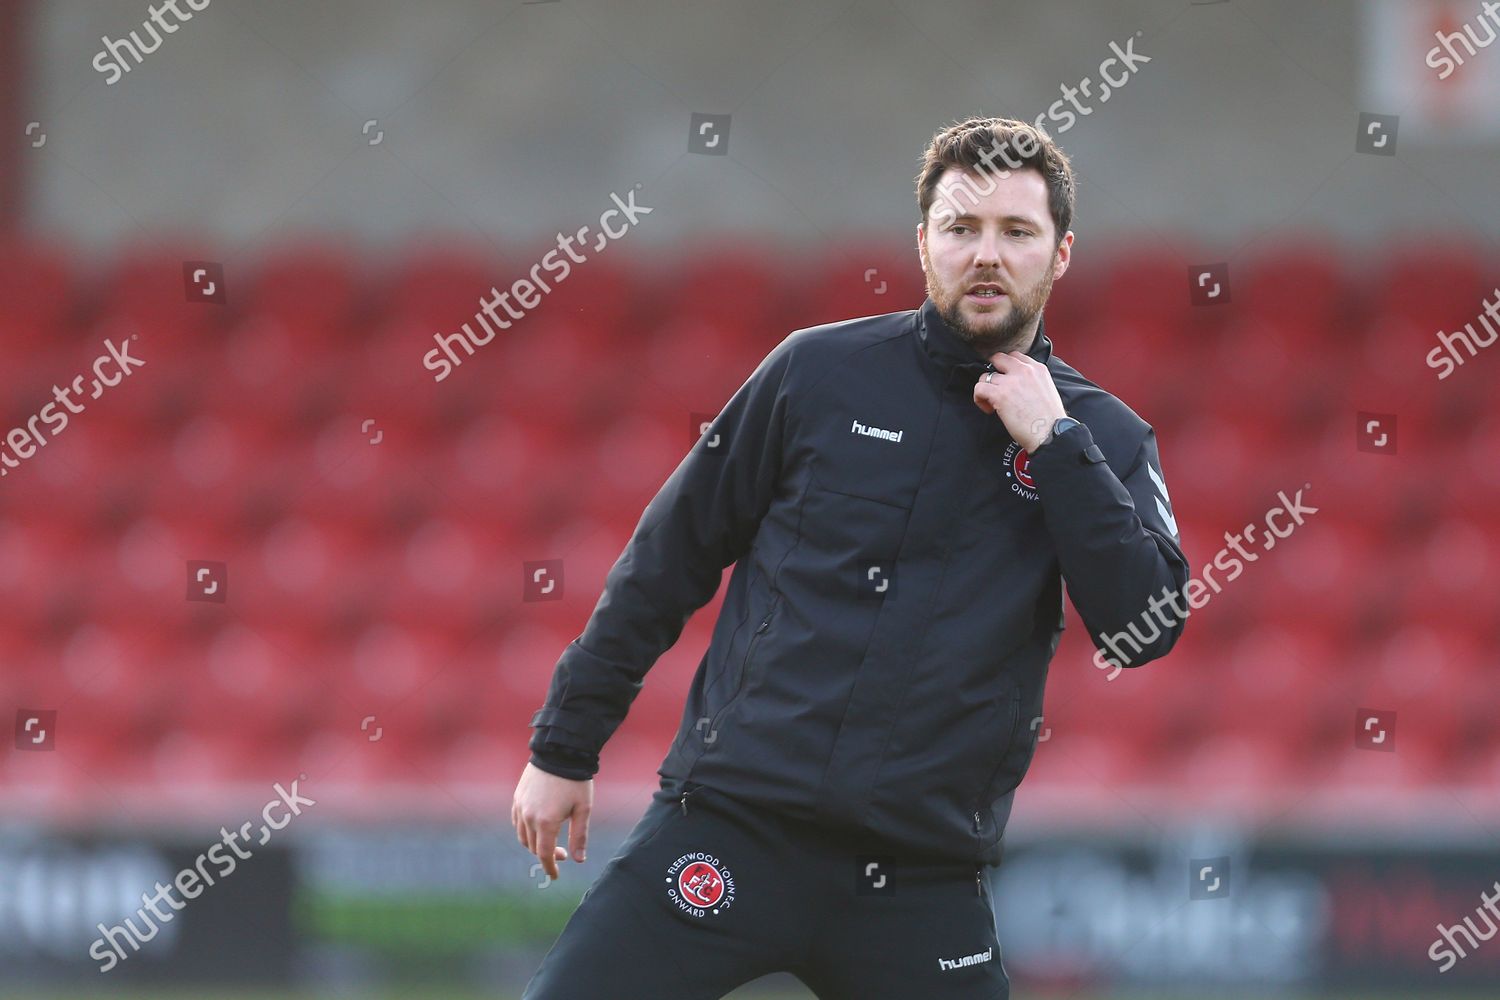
[680,784,700,816]
[973,803,984,895]
[973,808,985,884]
[973,688,1024,818]
[702,596,779,745]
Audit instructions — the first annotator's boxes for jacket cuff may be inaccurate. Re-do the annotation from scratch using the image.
[528,744,599,781]
[1026,421,1123,520]
[1028,418,1102,467]
[528,706,608,754]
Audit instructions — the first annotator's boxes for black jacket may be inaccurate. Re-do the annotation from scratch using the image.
[529,297,1190,864]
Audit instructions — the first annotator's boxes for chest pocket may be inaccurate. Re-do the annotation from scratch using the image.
[800,420,922,603]
[810,416,924,508]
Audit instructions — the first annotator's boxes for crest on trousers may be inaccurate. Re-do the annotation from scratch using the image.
[665,852,736,917]
[1004,441,1039,500]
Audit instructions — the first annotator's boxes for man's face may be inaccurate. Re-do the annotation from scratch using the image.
[918,165,1072,358]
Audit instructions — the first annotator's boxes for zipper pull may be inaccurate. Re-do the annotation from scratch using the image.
[756,598,778,633]
[976,866,982,896]
[680,785,697,816]
[973,810,982,833]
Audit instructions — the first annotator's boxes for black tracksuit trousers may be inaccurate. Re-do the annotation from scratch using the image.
[522,779,1010,1000]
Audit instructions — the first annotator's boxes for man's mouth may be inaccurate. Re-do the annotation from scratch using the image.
[965,283,1007,302]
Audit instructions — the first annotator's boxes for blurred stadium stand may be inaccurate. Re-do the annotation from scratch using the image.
[2,236,1496,825]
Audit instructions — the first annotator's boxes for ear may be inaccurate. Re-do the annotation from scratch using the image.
[1052,230,1074,279]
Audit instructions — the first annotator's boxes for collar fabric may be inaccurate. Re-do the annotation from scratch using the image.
[916,296,1053,386]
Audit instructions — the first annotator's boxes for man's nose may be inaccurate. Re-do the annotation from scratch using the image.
[972,234,1002,267]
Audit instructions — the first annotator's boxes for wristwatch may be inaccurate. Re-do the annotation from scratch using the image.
[1037,416,1082,451]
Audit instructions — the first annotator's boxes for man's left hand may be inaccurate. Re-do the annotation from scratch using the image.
[972,351,1068,453]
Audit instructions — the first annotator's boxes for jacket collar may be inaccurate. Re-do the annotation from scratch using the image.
[917,296,1052,386]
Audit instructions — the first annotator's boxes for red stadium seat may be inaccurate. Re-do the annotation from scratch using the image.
[1095,245,1201,342]
[1371,239,1490,330]
[0,239,75,351]
[793,238,928,330]
[245,242,362,337]
[1240,239,1350,335]
[543,254,638,340]
[384,242,505,322]
[653,244,790,342]
[1252,520,1384,630]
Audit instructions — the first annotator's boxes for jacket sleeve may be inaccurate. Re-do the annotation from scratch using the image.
[1025,419,1190,669]
[527,337,795,778]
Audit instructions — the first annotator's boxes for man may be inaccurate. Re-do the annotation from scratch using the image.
[514,116,1190,999]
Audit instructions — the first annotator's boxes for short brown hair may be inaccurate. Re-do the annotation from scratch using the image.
[916,116,1076,243]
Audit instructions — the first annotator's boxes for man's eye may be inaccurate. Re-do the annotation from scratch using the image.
[951,225,972,235]
[1007,229,1031,238]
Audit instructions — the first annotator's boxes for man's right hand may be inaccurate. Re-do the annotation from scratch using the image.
[512,762,593,880]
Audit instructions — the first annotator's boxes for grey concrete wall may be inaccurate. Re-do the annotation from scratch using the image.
[22,0,1500,254]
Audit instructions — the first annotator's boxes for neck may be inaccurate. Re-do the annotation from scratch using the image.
[963,320,1038,361]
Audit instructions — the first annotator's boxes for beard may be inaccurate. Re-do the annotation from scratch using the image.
[921,247,1056,358]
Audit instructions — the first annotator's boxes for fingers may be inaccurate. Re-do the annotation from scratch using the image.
[515,804,540,862]
[542,834,565,880]
[986,351,1035,372]
[568,806,591,864]
[516,811,557,879]
[537,821,563,879]
[512,800,528,849]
